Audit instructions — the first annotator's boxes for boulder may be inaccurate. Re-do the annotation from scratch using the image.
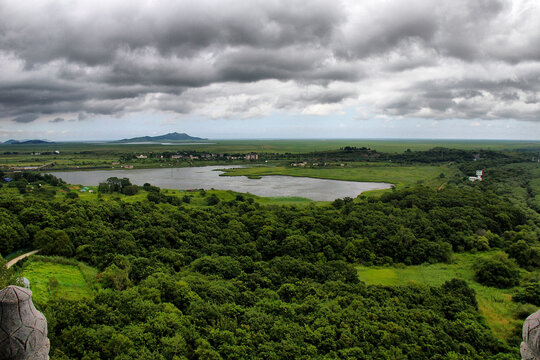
[0,286,49,360]
[522,310,540,360]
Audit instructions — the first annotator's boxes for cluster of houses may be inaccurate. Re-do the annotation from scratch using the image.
[111,162,133,169]
[291,162,345,167]
[112,152,260,168]
[27,150,60,155]
[8,161,56,171]
[469,170,483,182]
[8,166,40,170]
[169,153,259,161]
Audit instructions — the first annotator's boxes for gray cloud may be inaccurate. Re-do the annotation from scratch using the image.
[0,0,539,123]
[49,117,64,123]
[12,114,39,123]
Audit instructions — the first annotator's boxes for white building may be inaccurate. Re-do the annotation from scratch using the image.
[469,170,483,182]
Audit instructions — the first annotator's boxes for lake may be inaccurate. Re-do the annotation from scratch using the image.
[49,166,392,201]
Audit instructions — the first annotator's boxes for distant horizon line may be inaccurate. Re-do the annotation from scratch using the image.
[3,137,540,143]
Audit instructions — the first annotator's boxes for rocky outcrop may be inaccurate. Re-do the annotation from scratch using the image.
[522,310,540,360]
[0,286,49,360]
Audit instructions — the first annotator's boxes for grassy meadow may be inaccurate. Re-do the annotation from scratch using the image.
[19,257,98,305]
[51,184,318,207]
[220,162,459,189]
[357,251,537,341]
[2,139,540,170]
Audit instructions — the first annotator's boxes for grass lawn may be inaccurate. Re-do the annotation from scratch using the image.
[219,162,459,189]
[20,259,98,305]
[54,184,319,207]
[160,188,320,207]
[357,251,532,341]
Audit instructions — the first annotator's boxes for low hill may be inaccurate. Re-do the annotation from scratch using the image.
[114,132,206,143]
[4,139,53,145]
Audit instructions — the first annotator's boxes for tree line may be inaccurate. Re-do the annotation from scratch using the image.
[0,172,535,358]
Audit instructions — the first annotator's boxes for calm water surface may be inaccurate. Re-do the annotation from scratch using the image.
[50,166,392,201]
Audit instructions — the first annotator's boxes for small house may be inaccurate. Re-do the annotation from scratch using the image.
[469,170,483,182]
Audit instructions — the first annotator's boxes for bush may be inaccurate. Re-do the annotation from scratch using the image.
[98,264,130,290]
[513,282,540,306]
[66,192,79,199]
[515,303,538,320]
[190,256,242,279]
[474,253,520,288]
[143,183,160,192]
[206,194,220,206]
[0,257,19,288]
[122,185,139,196]
[33,228,74,257]
[506,240,540,270]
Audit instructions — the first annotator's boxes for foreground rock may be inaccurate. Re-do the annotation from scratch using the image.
[0,286,49,360]
[522,310,540,360]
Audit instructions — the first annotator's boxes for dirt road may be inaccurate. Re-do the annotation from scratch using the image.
[6,250,40,268]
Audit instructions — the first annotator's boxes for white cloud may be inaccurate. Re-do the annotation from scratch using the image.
[0,0,539,136]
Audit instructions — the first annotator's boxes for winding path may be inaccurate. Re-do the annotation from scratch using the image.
[6,250,40,269]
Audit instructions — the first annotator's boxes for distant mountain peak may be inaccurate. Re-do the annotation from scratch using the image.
[114,132,207,143]
[3,139,53,145]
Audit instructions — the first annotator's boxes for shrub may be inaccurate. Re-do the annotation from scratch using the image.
[513,282,540,306]
[206,194,220,206]
[33,228,74,257]
[474,253,520,288]
[122,185,139,196]
[66,192,79,199]
[507,240,540,270]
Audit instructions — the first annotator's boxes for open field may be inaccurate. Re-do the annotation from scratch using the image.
[220,162,459,189]
[357,251,534,341]
[0,180,320,207]
[54,184,319,207]
[2,139,540,171]
[19,258,98,305]
[3,139,540,154]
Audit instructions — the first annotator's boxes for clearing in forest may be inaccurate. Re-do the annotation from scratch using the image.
[20,258,98,304]
[357,251,529,341]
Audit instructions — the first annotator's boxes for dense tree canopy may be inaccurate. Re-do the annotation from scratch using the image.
[1,164,537,359]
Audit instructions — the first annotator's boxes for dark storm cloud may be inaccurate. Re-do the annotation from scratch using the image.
[1,1,342,66]
[49,117,64,123]
[0,0,539,123]
[12,114,39,123]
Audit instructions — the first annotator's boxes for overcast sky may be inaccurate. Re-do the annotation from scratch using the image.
[1,0,539,141]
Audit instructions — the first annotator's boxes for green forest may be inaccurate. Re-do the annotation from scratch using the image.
[1,145,540,359]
